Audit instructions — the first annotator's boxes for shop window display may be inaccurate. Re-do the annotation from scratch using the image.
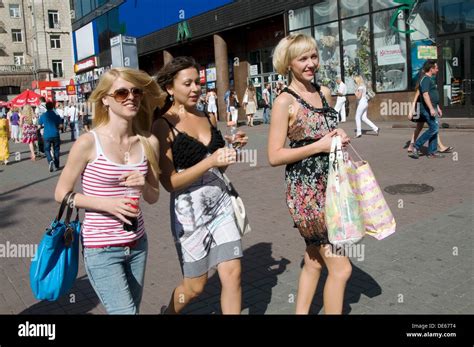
[314,22,340,91]
[312,1,337,24]
[341,15,372,93]
[288,6,311,31]
[373,10,408,92]
[339,0,369,19]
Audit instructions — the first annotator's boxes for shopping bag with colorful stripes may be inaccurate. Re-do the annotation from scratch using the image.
[346,144,396,240]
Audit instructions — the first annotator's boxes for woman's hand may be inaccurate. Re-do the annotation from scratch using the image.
[315,129,338,153]
[335,128,350,146]
[101,197,140,225]
[223,130,248,150]
[210,147,237,168]
[119,171,146,193]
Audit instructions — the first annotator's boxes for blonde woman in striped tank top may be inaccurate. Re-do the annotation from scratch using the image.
[54,68,161,314]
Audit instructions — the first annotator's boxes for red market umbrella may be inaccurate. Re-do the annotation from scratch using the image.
[9,89,42,108]
[0,101,9,107]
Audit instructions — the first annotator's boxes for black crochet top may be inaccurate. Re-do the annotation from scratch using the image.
[160,113,225,170]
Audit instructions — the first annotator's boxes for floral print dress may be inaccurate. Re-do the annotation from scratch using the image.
[284,85,338,246]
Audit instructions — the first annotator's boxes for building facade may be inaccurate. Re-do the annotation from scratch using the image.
[0,0,74,101]
[70,0,473,120]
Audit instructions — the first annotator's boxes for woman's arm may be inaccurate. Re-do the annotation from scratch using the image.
[54,133,139,225]
[267,94,336,167]
[152,118,234,192]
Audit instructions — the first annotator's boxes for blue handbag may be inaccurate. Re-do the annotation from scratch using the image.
[30,192,81,301]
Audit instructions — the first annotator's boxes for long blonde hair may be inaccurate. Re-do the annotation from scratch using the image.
[89,67,162,190]
[22,105,35,125]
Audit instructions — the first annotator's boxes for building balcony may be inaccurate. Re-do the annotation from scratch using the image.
[0,64,35,74]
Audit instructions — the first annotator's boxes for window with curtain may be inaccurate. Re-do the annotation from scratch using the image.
[372,0,399,11]
[313,1,337,24]
[339,0,369,19]
[288,6,311,31]
[373,10,408,92]
[314,21,340,91]
[341,15,372,93]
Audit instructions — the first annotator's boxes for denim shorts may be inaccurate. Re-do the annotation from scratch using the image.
[83,235,148,314]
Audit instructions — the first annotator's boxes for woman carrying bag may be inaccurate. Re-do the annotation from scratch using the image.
[268,33,352,314]
[54,67,161,314]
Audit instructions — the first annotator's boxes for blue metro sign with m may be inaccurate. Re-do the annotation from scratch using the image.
[119,0,233,38]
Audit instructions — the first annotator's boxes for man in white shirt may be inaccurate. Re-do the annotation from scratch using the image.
[67,102,79,141]
[334,76,347,123]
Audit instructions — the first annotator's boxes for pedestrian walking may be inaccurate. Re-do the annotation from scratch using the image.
[268,33,352,314]
[0,113,9,165]
[409,60,445,159]
[153,56,247,314]
[20,105,38,161]
[334,76,347,122]
[54,67,161,314]
[243,83,257,126]
[38,102,63,172]
[354,75,379,138]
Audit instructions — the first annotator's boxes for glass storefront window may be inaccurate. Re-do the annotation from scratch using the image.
[288,6,311,31]
[313,1,337,25]
[74,0,83,19]
[82,0,92,16]
[372,0,399,11]
[410,0,436,87]
[437,0,474,34]
[339,0,369,19]
[289,28,312,36]
[314,21,340,91]
[341,15,372,93]
[373,10,408,92]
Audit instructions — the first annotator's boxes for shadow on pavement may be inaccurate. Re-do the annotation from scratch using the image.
[182,242,290,314]
[19,275,101,314]
[309,262,382,314]
[0,194,51,229]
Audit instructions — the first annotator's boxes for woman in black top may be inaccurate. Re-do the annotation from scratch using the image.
[152,56,247,314]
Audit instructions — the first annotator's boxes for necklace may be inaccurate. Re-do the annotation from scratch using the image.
[97,131,134,164]
[122,140,133,164]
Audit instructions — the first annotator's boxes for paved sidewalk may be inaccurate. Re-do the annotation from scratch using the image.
[0,120,472,315]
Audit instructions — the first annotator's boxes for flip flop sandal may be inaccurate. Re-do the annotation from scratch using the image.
[439,146,454,153]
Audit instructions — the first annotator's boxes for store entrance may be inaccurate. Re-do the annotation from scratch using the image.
[248,73,288,122]
[439,33,474,117]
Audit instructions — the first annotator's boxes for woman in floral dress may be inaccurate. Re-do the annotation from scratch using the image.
[21,105,38,160]
[268,34,352,314]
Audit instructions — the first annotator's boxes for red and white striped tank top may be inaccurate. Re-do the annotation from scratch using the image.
[81,131,148,247]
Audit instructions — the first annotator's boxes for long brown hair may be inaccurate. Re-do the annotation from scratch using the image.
[155,56,200,117]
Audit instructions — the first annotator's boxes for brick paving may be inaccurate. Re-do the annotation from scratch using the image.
[0,119,472,315]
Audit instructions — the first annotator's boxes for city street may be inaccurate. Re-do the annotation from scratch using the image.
[0,119,472,315]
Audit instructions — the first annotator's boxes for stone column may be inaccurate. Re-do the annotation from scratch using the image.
[213,34,229,122]
[233,61,249,123]
[163,50,174,65]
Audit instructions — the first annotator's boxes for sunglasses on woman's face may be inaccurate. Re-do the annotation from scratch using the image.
[106,87,144,102]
